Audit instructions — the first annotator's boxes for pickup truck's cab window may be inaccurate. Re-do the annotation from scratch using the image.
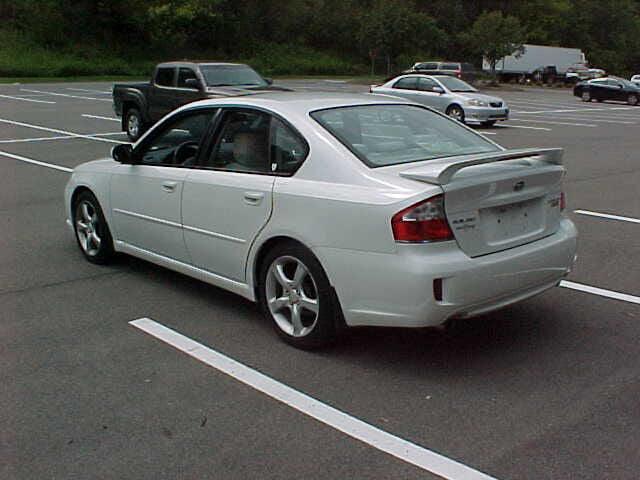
[138,111,215,166]
[156,67,176,87]
[178,68,199,89]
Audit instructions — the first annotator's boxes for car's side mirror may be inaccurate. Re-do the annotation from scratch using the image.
[432,86,445,94]
[112,144,135,164]
[264,77,273,85]
[184,78,202,90]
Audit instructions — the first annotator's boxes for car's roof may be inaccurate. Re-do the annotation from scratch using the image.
[184,92,409,115]
[158,61,246,68]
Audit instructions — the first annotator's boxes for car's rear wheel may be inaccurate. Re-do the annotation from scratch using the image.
[627,94,638,106]
[258,243,338,349]
[125,108,144,141]
[446,104,465,123]
[73,191,114,264]
[581,91,591,102]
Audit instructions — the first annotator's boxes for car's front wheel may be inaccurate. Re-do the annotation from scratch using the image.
[446,104,465,123]
[581,91,591,102]
[258,243,339,349]
[627,94,638,106]
[73,191,114,264]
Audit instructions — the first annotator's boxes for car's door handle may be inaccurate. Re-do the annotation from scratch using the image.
[243,192,264,205]
[162,181,178,193]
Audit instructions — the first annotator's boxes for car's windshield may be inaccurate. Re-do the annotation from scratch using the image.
[200,65,268,87]
[435,76,477,92]
[311,104,499,168]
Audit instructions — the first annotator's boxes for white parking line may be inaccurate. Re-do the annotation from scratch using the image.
[560,281,640,305]
[82,114,120,122]
[68,87,111,94]
[0,150,72,172]
[514,106,640,114]
[130,317,499,480]
[574,209,640,224]
[507,118,597,127]
[496,124,552,131]
[19,88,112,102]
[0,94,56,104]
[520,115,635,125]
[0,118,127,144]
[0,132,125,144]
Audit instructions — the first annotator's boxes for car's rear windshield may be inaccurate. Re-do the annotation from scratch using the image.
[310,104,499,168]
[200,64,268,87]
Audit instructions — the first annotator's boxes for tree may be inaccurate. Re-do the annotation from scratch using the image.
[466,11,526,76]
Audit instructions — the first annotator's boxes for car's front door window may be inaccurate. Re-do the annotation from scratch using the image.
[138,111,216,167]
[418,77,438,92]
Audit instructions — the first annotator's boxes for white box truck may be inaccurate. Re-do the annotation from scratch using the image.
[484,44,586,82]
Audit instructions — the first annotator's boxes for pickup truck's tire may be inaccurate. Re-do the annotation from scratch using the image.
[125,108,144,141]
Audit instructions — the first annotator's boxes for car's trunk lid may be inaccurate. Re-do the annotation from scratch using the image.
[399,148,565,257]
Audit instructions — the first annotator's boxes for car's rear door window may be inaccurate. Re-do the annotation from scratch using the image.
[311,104,498,168]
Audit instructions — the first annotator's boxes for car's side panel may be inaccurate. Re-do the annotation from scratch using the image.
[182,170,275,282]
[109,164,191,262]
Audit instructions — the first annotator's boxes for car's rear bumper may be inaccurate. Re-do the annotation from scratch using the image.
[315,218,577,328]
[464,106,509,123]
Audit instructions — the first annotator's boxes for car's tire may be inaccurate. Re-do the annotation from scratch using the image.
[258,242,339,349]
[125,107,144,141]
[481,120,496,127]
[627,94,638,106]
[581,91,591,102]
[446,104,465,123]
[72,191,115,265]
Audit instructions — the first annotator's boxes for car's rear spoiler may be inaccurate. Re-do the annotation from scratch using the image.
[399,148,564,185]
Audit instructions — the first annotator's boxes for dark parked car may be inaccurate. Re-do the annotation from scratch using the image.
[113,62,289,140]
[404,61,476,83]
[573,77,639,105]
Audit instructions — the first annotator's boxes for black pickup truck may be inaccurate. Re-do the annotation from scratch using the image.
[113,62,288,140]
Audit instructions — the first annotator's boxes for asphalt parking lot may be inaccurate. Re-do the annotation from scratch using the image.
[2,80,639,480]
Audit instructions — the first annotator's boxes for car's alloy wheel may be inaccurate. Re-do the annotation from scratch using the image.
[259,243,339,348]
[125,108,143,141]
[73,192,114,264]
[266,256,319,338]
[628,94,638,106]
[581,91,591,102]
[446,105,465,123]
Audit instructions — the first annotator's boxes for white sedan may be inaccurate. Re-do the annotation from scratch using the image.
[65,93,577,348]
[632,75,640,87]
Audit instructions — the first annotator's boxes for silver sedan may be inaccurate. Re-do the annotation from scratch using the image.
[371,74,509,126]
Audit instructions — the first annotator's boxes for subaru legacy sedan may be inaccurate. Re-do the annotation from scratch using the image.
[371,74,509,126]
[65,92,577,349]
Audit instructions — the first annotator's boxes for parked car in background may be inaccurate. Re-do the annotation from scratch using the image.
[632,75,640,86]
[113,61,289,140]
[65,92,577,349]
[487,44,586,82]
[371,74,508,126]
[566,65,606,83]
[573,77,640,105]
[405,61,476,83]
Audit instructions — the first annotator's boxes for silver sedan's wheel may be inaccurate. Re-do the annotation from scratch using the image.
[582,91,591,102]
[75,200,102,257]
[72,191,114,264]
[446,105,465,123]
[265,256,319,338]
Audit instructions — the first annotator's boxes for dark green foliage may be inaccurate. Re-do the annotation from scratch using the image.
[2,0,639,78]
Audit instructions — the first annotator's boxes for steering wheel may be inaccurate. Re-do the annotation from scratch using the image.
[173,141,200,165]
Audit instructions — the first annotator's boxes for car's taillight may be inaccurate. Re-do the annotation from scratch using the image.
[456,70,462,78]
[391,195,454,243]
[560,192,566,211]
